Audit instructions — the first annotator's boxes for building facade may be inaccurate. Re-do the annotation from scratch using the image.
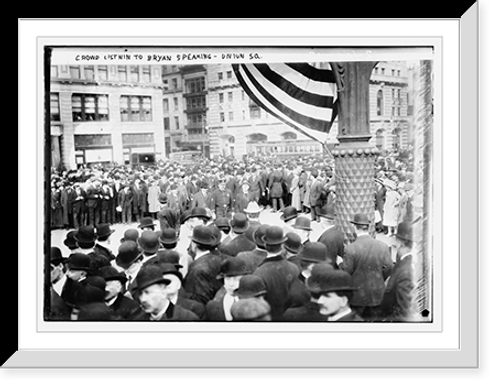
[50,64,165,170]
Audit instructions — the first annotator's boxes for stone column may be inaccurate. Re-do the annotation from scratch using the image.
[332,62,379,243]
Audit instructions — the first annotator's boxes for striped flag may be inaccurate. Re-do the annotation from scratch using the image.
[232,62,342,142]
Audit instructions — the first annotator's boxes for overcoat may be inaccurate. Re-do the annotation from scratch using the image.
[317,226,345,261]
[183,252,224,305]
[253,253,300,321]
[340,235,393,307]
[268,169,284,199]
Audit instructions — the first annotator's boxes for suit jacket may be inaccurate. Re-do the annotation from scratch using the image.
[183,252,224,305]
[379,255,416,321]
[309,178,324,206]
[317,226,345,260]
[340,234,393,307]
[219,234,256,258]
[282,301,327,322]
[253,254,300,321]
[109,293,142,320]
[68,187,87,213]
[132,302,199,321]
[85,186,101,209]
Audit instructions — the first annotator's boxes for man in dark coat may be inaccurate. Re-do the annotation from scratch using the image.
[158,193,180,234]
[212,180,233,218]
[268,166,285,212]
[316,205,345,266]
[379,221,417,322]
[68,182,87,229]
[99,179,114,224]
[93,223,116,263]
[237,224,270,273]
[309,169,324,222]
[183,225,224,305]
[219,213,256,257]
[253,226,300,321]
[85,180,102,227]
[339,213,393,320]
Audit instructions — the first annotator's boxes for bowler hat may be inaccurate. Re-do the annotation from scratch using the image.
[115,241,143,269]
[292,216,312,231]
[120,228,139,243]
[217,256,253,279]
[306,265,357,294]
[75,276,107,305]
[66,253,91,271]
[208,224,222,246]
[96,223,115,239]
[280,206,298,222]
[98,266,128,285]
[350,213,371,226]
[188,207,211,222]
[253,224,270,248]
[138,230,160,253]
[138,217,155,229]
[298,242,328,263]
[284,232,302,254]
[318,205,336,220]
[158,228,178,246]
[143,250,182,268]
[180,210,192,225]
[234,275,267,299]
[63,230,78,250]
[75,226,97,244]
[395,221,413,242]
[135,265,171,292]
[158,193,168,204]
[77,302,114,321]
[230,297,271,321]
[158,262,183,281]
[50,246,66,266]
[189,225,216,247]
[244,201,263,214]
[262,226,287,245]
[230,213,249,233]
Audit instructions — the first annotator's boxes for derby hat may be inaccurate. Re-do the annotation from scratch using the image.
[135,265,171,292]
[262,225,287,245]
[96,223,115,239]
[350,213,371,226]
[158,228,178,246]
[120,228,139,244]
[306,264,357,294]
[214,217,231,229]
[158,193,168,204]
[63,230,78,250]
[50,246,66,266]
[158,262,183,281]
[180,210,192,225]
[284,232,302,254]
[230,297,271,321]
[115,241,143,269]
[188,207,211,222]
[138,217,155,229]
[280,206,298,222]
[98,266,128,285]
[318,205,337,220]
[189,225,217,247]
[66,253,91,271]
[75,226,97,244]
[297,242,328,263]
[244,201,263,214]
[253,224,270,248]
[230,213,249,234]
[143,250,182,268]
[217,256,253,279]
[234,275,267,299]
[208,224,222,246]
[138,230,160,253]
[292,216,312,231]
[395,221,413,242]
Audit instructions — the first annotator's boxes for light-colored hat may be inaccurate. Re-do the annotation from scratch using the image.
[244,201,263,214]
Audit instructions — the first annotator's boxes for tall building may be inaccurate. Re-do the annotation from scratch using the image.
[50,64,165,170]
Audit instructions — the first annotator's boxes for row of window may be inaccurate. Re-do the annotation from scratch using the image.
[218,90,246,104]
[219,106,262,122]
[253,144,322,154]
[51,65,153,83]
[51,93,153,122]
[374,66,402,77]
[376,90,406,117]
[218,70,233,80]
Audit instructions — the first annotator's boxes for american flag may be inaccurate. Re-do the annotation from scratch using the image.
[232,62,342,142]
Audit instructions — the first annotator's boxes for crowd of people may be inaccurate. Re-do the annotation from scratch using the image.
[48,150,418,323]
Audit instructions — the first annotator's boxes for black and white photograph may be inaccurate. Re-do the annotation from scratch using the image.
[44,45,435,325]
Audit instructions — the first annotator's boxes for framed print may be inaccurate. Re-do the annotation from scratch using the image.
[10,11,478,368]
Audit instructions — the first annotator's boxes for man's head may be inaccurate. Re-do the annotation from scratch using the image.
[189,225,216,255]
[262,226,287,254]
[98,266,127,302]
[65,253,91,281]
[394,221,413,256]
[50,247,66,284]
[218,256,253,296]
[350,213,371,234]
[158,263,183,299]
[291,216,312,243]
[136,266,171,315]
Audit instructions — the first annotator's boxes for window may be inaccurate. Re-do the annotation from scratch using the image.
[229,111,234,121]
[98,65,108,81]
[173,97,179,110]
[250,106,261,119]
[218,72,223,80]
[50,93,60,122]
[70,66,81,79]
[375,129,385,149]
[51,65,58,79]
[163,98,169,113]
[174,116,179,130]
[397,89,401,100]
[129,66,139,82]
[397,70,401,77]
[84,66,94,80]
[377,90,384,116]
[72,94,109,122]
[391,69,395,76]
[392,88,395,99]
[219,93,224,104]
[228,92,233,102]
[374,67,378,74]
[185,77,205,93]
[242,110,246,120]
[118,65,127,81]
[397,106,401,116]
[391,106,395,116]
[227,70,232,78]
[172,78,178,90]
[120,95,153,122]
[381,67,385,75]
[142,66,151,83]
[220,112,225,122]
[164,117,170,131]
